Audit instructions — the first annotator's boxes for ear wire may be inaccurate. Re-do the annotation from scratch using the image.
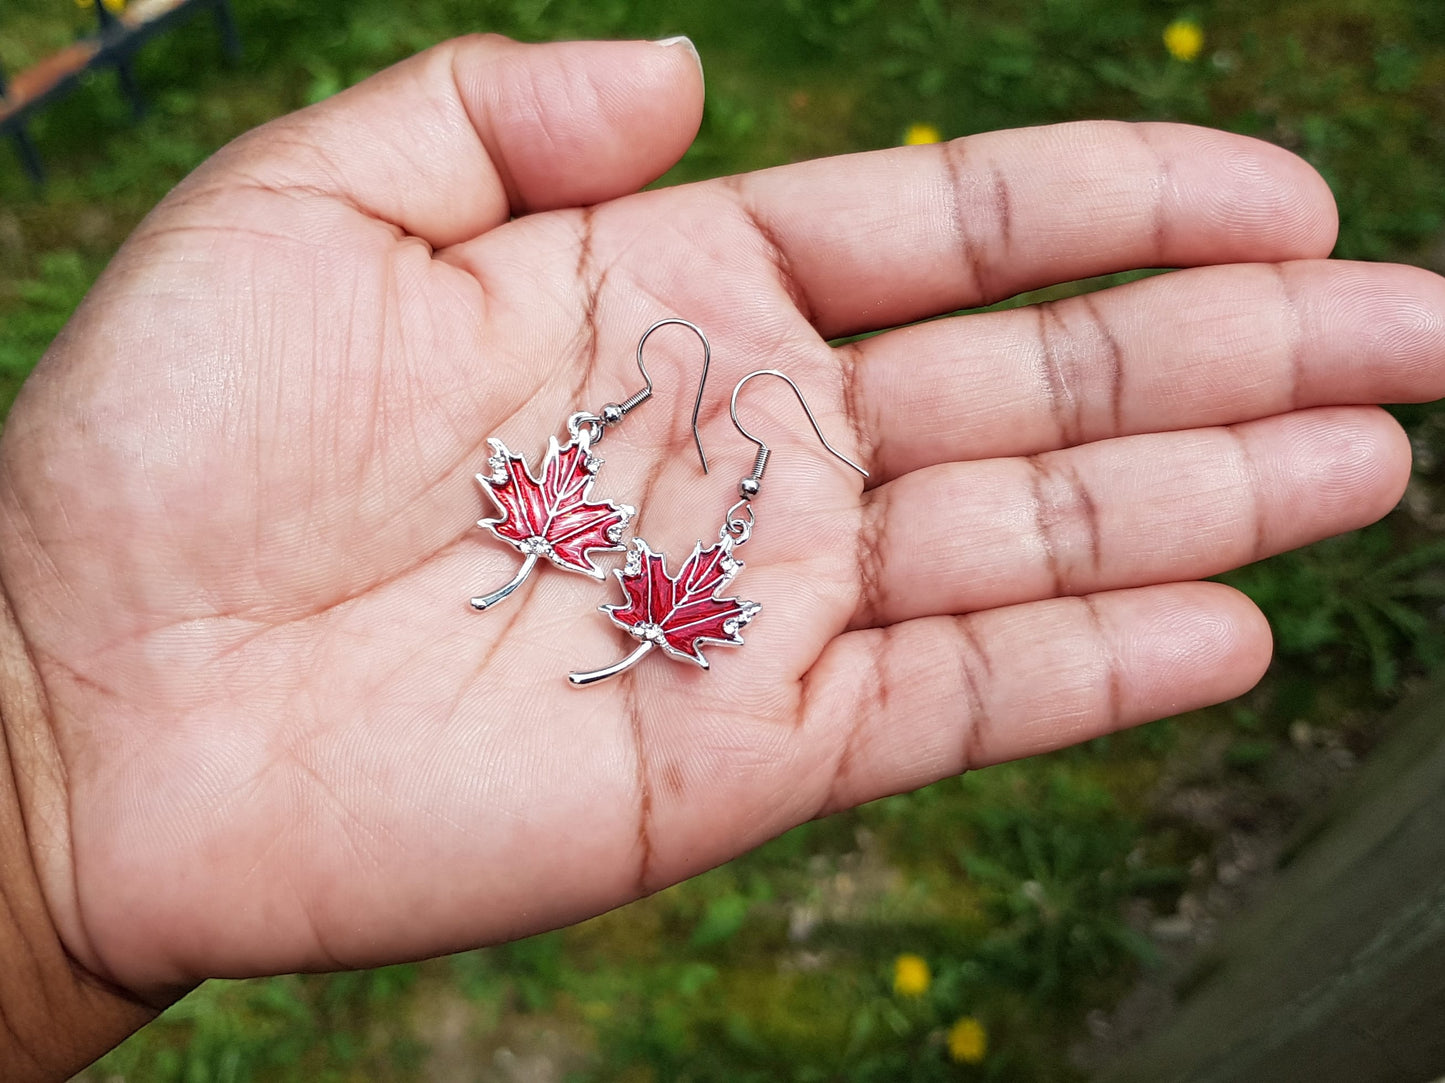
[728,368,868,501]
[600,318,712,474]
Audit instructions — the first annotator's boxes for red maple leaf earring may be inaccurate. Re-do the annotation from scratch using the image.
[471,319,713,607]
[569,369,868,686]
[470,319,711,610]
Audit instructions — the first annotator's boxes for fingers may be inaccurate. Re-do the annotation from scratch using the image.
[727,121,1336,337]
[207,36,704,246]
[808,582,1270,815]
[851,260,1445,482]
[849,406,1408,629]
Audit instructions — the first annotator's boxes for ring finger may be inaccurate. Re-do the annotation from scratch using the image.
[847,404,1408,629]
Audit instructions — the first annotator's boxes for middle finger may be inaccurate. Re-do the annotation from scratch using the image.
[846,259,1445,485]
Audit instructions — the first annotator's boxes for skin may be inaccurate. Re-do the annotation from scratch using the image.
[1,33,1443,1078]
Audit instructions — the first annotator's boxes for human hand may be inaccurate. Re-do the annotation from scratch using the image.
[2,34,1442,1063]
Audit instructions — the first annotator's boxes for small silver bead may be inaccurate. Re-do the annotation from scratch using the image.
[739,477,761,499]
[600,403,624,426]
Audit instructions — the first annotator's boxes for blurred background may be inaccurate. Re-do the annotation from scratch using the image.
[3,1,1444,1080]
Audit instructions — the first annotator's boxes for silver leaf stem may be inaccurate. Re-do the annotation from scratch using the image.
[470,552,539,611]
[567,641,655,687]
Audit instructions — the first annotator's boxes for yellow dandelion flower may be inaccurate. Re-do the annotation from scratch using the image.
[903,123,942,146]
[892,953,931,997]
[76,0,127,11]
[947,1016,988,1064]
[1163,19,1204,62]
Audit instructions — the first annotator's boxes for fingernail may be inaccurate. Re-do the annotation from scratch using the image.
[652,35,703,90]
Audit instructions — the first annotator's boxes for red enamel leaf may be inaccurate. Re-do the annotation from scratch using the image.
[476,435,633,578]
[602,537,761,667]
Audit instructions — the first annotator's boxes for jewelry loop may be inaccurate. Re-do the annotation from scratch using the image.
[721,499,755,544]
[566,411,605,445]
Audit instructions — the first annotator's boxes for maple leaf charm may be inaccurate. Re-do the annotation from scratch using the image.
[568,535,761,686]
[471,433,634,610]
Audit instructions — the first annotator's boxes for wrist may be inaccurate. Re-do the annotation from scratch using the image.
[0,566,156,1080]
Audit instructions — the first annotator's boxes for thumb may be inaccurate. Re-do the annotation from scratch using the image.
[207,35,705,247]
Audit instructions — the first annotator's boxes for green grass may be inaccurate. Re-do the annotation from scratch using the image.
[6,0,1445,1079]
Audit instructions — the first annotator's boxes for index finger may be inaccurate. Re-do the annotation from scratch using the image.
[725,121,1338,337]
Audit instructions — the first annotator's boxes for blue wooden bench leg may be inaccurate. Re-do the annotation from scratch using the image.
[10,129,46,186]
[114,59,146,119]
[213,0,242,64]
[89,0,146,119]
[1,60,44,186]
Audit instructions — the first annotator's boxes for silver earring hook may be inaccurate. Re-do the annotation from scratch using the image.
[729,369,869,493]
[607,318,712,474]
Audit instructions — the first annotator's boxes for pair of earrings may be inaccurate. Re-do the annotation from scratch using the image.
[470,319,866,686]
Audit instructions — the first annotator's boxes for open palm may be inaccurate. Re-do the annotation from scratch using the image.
[2,36,1442,1004]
